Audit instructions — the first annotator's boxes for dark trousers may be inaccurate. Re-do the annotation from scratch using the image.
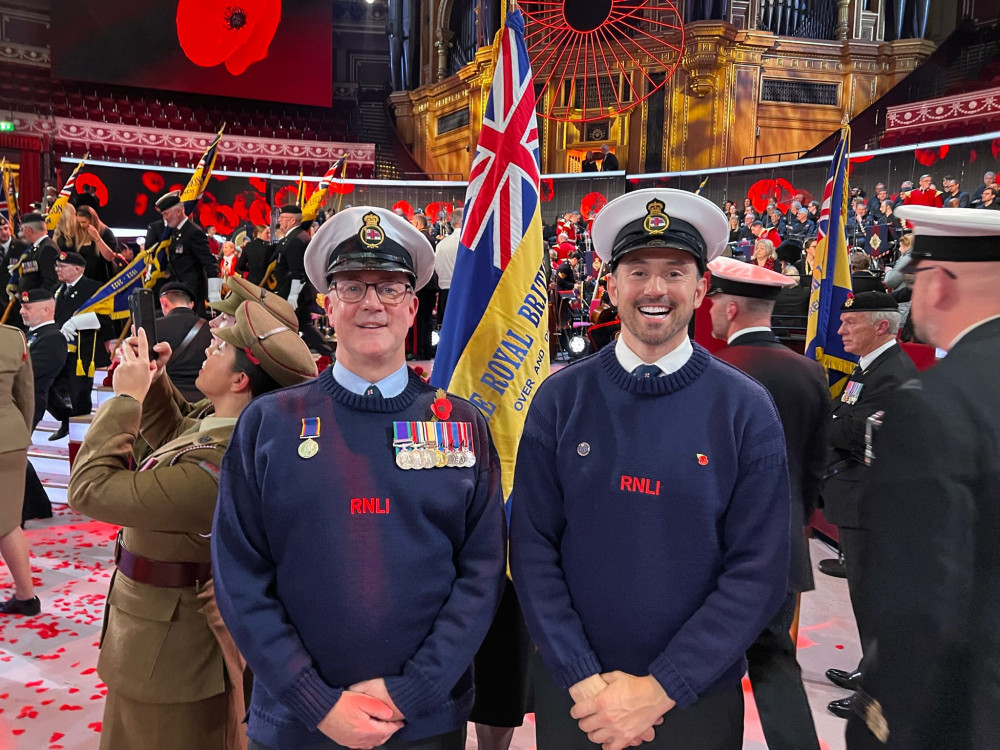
[22,460,53,523]
[746,592,820,750]
[839,526,873,660]
[248,726,465,750]
[532,653,743,750]
[436,289,449,327]
[414,287,438,359]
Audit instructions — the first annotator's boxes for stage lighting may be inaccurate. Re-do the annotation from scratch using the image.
[567,334,590,359]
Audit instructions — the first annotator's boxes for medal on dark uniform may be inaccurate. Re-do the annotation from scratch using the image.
[298,417,321,459]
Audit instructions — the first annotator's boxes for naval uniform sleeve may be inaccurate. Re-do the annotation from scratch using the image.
[212,404,345,729]
[383,409,506,719]
[509,392,604,689]
[646,398,790,708]
[67,395,218,532]
[854,386,976,746]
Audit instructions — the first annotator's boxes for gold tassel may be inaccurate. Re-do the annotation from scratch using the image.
[88,331,96,378]
[76,331,85,376]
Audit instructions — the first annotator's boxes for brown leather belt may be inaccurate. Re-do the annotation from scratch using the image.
[114,531,212,588]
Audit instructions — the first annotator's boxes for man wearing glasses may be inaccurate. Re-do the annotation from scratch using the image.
[212,206,506,750]
[846,207,1000,749]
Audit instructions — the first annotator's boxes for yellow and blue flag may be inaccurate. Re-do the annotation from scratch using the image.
[75,250,153,320]
[431,9,549,500]
[805,126,857,396]
[0,159,19,231]
[180,128,224,212]
[45,156,87,231]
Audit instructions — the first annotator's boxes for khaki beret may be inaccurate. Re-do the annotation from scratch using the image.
[209,276,298,331]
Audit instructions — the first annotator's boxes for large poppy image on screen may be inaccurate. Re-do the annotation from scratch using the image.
[51,0,331,107]
[176,0,281,76]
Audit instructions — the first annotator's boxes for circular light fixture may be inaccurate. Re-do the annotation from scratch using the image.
[567,333,590,358]
[522,0,684,123]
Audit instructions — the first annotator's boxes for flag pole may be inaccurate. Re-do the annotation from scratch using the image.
[336,159,349,213]
[0,297,14,325]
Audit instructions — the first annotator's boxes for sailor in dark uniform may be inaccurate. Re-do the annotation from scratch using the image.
[707,257,829,750]
[272,205,311,302]
[47,251,110,440]
[821,291,917,719]
[846,206,1000,749]
[154,191,221,315]
[16,212,59,293]
[19,289,67,523]
[212,207,505,750]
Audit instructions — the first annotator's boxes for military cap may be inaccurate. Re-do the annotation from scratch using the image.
[591,188,729,271]
[894,205,1000,262]
[155,191,181,211]
[20,289,54,303]
[304,206,435,291]
[775,239,804,265]
[20,212,45,225]
[56,250,87,267]
[209,275,298,331]
[279,204,302,216]
[212,301,317,387]
[841,291,898,312]
[159,282,195,299]
[707,257,797,300]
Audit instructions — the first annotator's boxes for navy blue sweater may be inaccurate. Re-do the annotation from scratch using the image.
[212,369,506,747]
[510,343,790,708]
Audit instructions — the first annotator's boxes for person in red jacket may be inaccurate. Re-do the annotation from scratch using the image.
[902,174,943,208]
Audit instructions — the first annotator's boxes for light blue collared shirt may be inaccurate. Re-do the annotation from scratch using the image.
[332,361,409,398]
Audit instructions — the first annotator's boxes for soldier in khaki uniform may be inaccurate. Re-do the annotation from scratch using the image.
[0,324,39,615]
[68,301,317,750]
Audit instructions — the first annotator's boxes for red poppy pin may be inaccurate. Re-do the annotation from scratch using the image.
[697,454,709,466]
[431,388,453,421]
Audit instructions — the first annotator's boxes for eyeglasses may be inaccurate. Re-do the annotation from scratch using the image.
[910,265,957,280]
[329,280,413,305]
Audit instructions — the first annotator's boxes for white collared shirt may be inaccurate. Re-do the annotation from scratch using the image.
[727,326,773,345]
[332,360,409,398]
[29,320,56,332]
[858,339,898,371]
[615,336,693,376]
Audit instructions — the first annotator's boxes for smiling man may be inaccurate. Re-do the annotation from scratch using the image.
[510,189,791,750]
[212,206,506,750]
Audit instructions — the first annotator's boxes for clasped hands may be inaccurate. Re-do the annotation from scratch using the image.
[318,677,405,750]
[569,672,675,750]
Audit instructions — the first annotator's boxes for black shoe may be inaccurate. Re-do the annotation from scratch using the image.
[827,694,855,719]
[48,420,70,441]
[0,595,41,616]
[819,557,848,578]
[825,668,861,690]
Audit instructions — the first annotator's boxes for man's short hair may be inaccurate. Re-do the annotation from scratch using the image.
[866,310,902,337]
[450,208,463,229]
[751,221,763,229]
[558,232,568,242]
[161,289,194,306]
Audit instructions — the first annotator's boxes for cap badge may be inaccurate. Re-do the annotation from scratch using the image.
[59,252,67,261]
[643,199,670,235]
[359,211,386,249]
[844,293,854,308]
[20,292,28,302]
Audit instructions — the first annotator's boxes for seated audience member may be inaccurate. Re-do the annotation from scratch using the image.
[156,282,214,401]
[555,232,576,262]
[978,185,1000,210]
[219,241,239,277]
[850,251,883,293]
[728,214,741,244]
[752,238,777,270]
[970,170,995,206]
[795,237,819,288]
[786,208,816,243]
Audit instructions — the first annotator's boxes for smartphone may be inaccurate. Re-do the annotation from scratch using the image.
[128,288,158,360]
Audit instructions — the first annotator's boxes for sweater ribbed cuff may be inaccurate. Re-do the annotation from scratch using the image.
[281,668,343,729]
[384,667,441,719]
[551,651,603,690]
[647,653,697,709]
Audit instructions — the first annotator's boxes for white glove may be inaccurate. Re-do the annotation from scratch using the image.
[287,279,304,306]
[60,312,100,342]
[208,277,224,302]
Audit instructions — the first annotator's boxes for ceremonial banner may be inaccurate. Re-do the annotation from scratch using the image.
[45,156,87,231]
[301,156,346,222]
[805,127,857,396]
[75,250,152,319]
[431,9,549,500]
[0,160,19,230]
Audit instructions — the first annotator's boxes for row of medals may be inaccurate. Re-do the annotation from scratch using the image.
[396,444,476,470]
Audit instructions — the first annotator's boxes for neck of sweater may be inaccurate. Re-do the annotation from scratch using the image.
[319,366,426,413]
[598,340,710,395]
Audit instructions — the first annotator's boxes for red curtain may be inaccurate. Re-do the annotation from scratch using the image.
[0,132,44,210]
